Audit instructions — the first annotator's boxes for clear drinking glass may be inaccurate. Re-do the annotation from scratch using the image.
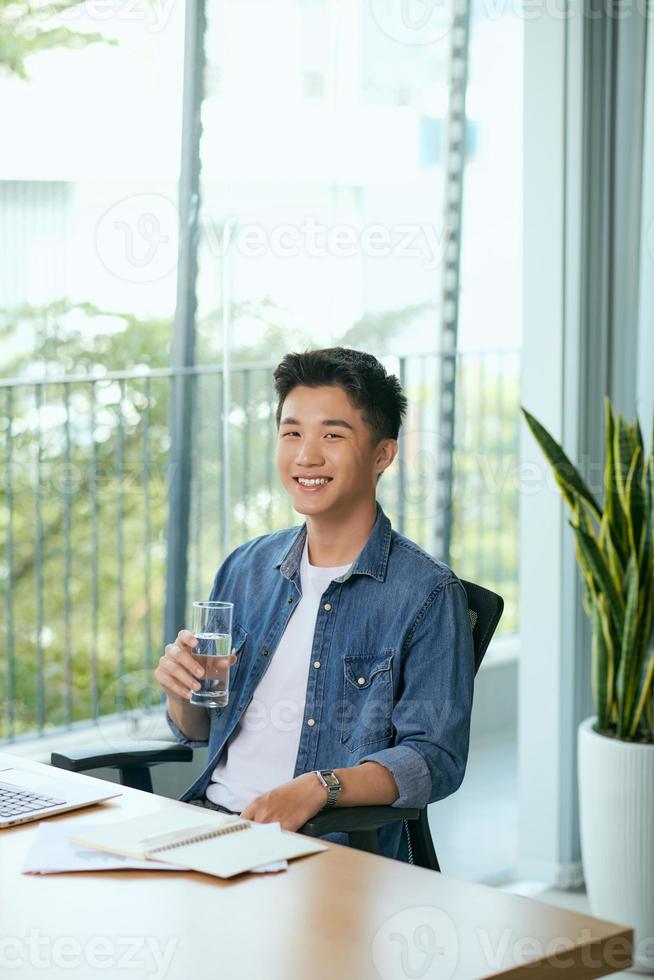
[189,601,234,708]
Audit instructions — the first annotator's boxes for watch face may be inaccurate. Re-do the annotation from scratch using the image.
[321,771,340,788]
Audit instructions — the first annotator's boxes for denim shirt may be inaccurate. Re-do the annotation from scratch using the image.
[166,501,475,864]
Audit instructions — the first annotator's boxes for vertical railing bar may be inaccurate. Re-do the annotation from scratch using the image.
[222,250,233,559]
[433,0,471,566]
[243,370,250,539]
[63,383,73,725]
[5,389,14,739]
[34,385,44,733]
[90,383,99,721]
[217,370,224,560]
[398,357,406,536]
[164,0,206,649]
[116,379,125,712]
[192,371,201,602]
[460,351,469,569]
[477,354,486,584]
[493,352,504,589]
[222,342,232,557]
[266,372,274,530]
[420,354,427,543]
[143,376,152,674]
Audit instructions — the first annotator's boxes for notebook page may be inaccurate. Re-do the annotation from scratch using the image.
[69,808,238,861]
[70,809,327,877]
[165,823,327,878]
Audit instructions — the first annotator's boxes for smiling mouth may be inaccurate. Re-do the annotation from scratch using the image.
[293,477,333,490]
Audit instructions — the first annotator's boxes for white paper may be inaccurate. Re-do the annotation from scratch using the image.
[21,821,288,875]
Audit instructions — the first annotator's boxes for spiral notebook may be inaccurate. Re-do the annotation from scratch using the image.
[69,808,327,879]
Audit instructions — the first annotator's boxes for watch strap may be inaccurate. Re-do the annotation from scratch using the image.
[315,769,342,809]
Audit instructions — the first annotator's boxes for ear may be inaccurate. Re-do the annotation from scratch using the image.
[375,438,398,477]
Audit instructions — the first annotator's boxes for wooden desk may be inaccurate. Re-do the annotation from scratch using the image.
[0,754,632,980]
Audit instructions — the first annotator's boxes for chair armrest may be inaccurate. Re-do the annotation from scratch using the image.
[51,740,194,774]
[299,804,420,837]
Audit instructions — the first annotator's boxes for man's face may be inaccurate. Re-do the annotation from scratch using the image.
[276,384,396,517]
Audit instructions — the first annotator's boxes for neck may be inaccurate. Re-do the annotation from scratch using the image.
[305,497,378,567]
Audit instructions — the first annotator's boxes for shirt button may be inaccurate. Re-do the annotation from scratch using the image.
[307,718,316,727]
[313,661,321,669]
[323,602,332,611]
[357,677,366,686]
[288,597,294,604]
[262,649,269,656]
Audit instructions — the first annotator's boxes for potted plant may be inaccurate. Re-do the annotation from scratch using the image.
[523,398,654,972]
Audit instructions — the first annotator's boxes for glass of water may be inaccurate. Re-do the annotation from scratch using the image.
[190,601,234,708]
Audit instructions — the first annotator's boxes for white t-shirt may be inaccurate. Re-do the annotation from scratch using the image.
[206,537,352,812]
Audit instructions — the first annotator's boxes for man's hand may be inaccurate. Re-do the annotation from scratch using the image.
[156,629,237,702]
[240,772,328,832]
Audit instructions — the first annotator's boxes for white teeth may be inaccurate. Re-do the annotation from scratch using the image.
[297,478,330,486]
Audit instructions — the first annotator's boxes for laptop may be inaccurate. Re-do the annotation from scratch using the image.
[0,760,121,828]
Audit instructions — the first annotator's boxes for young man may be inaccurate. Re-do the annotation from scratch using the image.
[158,347,475,863]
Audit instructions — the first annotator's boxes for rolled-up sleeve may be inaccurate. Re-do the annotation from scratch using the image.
[358,578,475,809]
[165,707,210,748]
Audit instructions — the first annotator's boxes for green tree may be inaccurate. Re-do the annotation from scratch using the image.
[0,1,111,80]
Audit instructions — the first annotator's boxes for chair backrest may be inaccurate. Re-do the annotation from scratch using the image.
[460,579,504,674]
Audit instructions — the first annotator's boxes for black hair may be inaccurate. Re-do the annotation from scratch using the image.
[273,346,407,444]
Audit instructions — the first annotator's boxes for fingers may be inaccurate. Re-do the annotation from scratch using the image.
[178,629,198,651]
[155,634,238,701]
[156,636,203,701]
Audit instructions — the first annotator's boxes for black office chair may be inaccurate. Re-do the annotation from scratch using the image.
[52,579,503,872]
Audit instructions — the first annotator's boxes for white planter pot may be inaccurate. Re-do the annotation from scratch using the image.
[578,716,654,973]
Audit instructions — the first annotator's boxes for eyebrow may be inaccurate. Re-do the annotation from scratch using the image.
[280,416,355,431]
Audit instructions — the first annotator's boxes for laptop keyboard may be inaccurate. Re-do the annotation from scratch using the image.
[0,781,66,818]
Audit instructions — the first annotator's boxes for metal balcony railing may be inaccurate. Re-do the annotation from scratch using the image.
[0,350,520,743]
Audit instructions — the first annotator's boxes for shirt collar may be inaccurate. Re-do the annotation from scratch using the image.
[274,500,392,583]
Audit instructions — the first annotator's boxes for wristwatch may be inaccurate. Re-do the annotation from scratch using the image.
[314,769,342,810]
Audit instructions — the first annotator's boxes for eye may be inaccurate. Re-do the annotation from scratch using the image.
[282,431,300,437]
[325,433,341,439]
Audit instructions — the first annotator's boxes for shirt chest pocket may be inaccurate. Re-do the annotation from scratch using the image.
[340,650,394,752]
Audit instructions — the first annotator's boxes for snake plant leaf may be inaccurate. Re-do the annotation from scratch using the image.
[625,447,645,559]
[634,417,645,459]
[614,413,638,511]
[591,592,613,730]
[571,521,625,636]
[604,399,629,564]
[601,516,625,593]
[630,644,654,739]
[522,408,602,519]
[616,554,641,735]
[643,451,654,579]
[528,399,654,742]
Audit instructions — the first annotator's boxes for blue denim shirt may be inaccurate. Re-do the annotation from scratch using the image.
[166,501,475,864]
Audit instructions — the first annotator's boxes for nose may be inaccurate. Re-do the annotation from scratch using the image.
[294,434,325,467]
